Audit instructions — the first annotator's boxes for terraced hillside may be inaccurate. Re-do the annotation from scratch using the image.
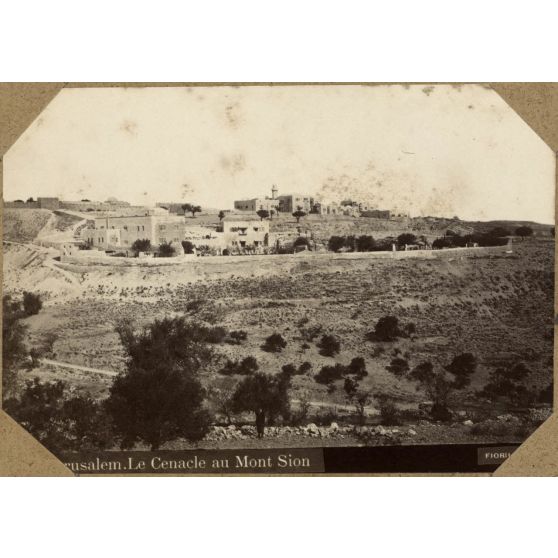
[17,239,554,420]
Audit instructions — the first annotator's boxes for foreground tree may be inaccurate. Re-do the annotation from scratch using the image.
[232,370,291,437]
[4,378,113,452]
[106,317,213,450]
[218,210,226,222]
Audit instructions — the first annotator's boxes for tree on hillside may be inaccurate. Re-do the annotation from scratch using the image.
[292,207,307,223]
[256,209,270,221]
[397,233,417,247]
[392,353,479,421]
[480,361,534,406]
[343,375,372,425]
[2,295,28,399]
[218,210,226,222]
[22,291,42,316]
[131,238,151,255]
[372,315,401,342]
[158,242,176,257]
[182,203,202,218]
[106,317,213,450]
[515,226,533,240]
[232,371,291,437]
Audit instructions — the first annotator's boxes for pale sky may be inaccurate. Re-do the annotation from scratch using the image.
[4,84,555,223]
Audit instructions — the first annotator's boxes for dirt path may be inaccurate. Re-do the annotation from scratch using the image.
[292,398,378,415]
[40,358,119,377]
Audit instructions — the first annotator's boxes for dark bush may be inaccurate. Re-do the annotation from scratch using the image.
[181,240,195,254]
[227,330,247,344]
[131,238,151,254]
[158,242,176,257]
[347,356,367,379]
[315,363,346,385]
[328,235,346,252]
[372,315,400,341]
[22,292,42,316]
[317,334,340,357]
[261,333,287,353]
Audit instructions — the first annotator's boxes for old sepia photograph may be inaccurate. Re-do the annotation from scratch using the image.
[2,84,555,472]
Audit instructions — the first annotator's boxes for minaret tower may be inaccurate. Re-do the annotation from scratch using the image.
[271,184,278,199]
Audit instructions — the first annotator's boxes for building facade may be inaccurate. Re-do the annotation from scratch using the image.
[218,216,270,251]
[81,210,186,252]
[233,198,279,213]
[276,194,314,213]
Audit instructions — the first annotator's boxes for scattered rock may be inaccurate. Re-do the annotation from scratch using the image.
[408,429,417,436]
[463,420,473,426]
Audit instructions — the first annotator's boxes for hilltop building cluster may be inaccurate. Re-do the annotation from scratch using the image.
[232,186,408,218]
[80,208,270,256]
[4,186,409,259]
